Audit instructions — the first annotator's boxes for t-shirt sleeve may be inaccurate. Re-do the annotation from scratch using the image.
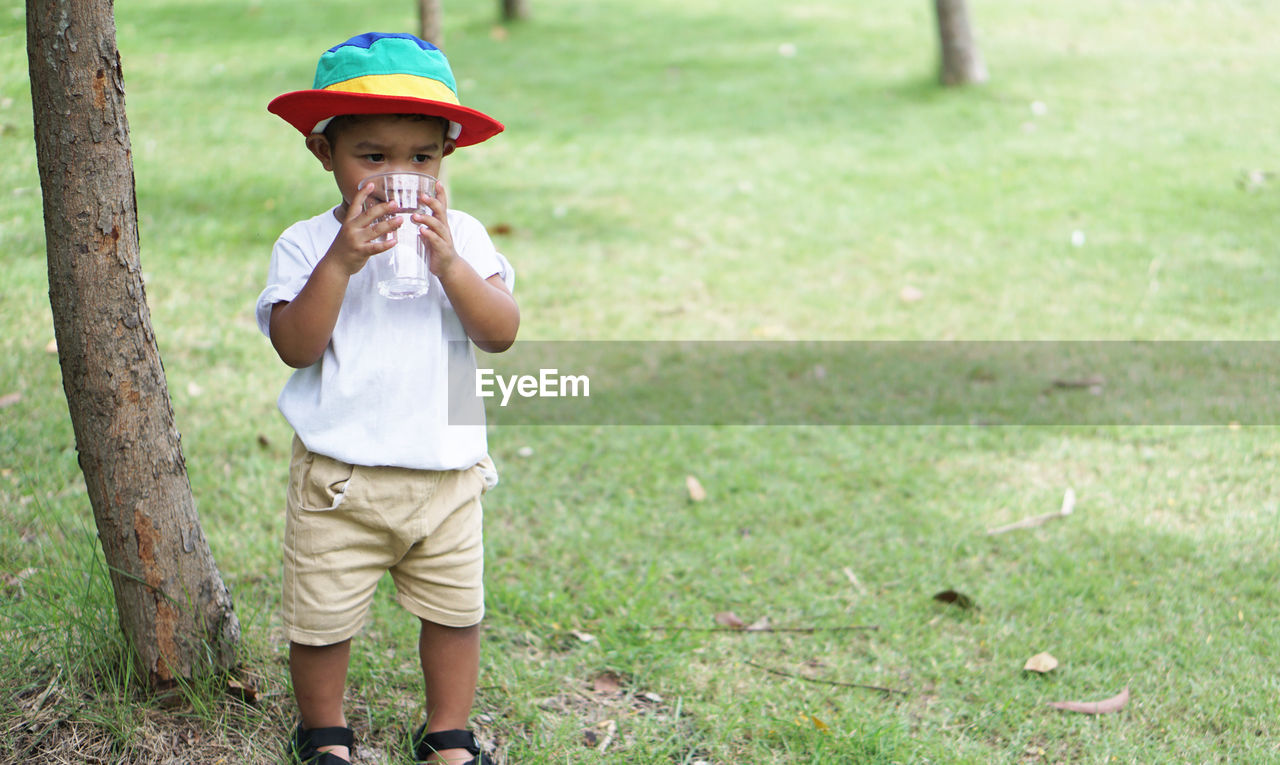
[451,211,514,291]
[255,225,319,337]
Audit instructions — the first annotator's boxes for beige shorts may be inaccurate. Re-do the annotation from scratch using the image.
[282,436,494,646]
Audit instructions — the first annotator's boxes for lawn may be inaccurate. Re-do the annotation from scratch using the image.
[2,0,1279,762]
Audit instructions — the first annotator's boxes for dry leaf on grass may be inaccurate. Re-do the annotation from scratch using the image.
[932,589,975,609]
[795,713,830,732]
[987,488,1076,535]
[591,672,622,695]
[1238,169,1273,192]
[1051,375,1104,390]
[225,678,259,705]
[1048,687,1130,714]
[1023,652,1058,673]
[1060,487,1077,515]
[842,566,868,595]
[685,475,707,502]
[582,719,616,751]
[0,392,21,409]
[714,611,745,629]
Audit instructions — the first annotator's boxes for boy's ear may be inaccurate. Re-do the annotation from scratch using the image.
[305,134,335,171]
[442,141,456,158]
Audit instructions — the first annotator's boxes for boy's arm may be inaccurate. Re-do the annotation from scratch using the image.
[438,270,519,354]
[267,258,351,368]
[415,182,520,353]
[269,184,402,368]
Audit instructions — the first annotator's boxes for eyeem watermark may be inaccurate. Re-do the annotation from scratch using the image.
[454,341,1280,425]
[475,367,591,407]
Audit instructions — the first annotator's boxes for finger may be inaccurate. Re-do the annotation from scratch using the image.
[411,206,439,228]
[347,187,398,230]
[347,182,376,221]
[359,197,402,222]
[419,197,448,232]
[412,201,446,232]
[362,235,398,256]
[361,230,400,259]
[433,180,449,209]
[350,202,404,240]
[415,217,452,250]
[371,214,403,239]
[416,223,440,245]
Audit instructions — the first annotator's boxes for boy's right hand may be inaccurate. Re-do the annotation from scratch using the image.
[269,182,408,368]
[323,182,403,276]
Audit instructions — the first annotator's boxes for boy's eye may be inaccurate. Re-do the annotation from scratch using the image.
[365,154,385,162]
[414,154,432,163]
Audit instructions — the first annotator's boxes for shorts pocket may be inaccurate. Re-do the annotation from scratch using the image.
[298,452,356,512]
[472,455,498,495]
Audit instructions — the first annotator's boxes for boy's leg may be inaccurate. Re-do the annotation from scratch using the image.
[290,639,352,760]
[417,619,480,764]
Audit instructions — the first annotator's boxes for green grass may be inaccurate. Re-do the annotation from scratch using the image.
[3,0,1280,762]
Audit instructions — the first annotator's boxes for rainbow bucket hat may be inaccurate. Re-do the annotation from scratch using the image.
[268,32,503,147]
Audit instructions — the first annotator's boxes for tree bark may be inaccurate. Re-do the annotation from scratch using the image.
[420,0,444,48]
[26,0,239,687]
[935,0,988,86]
[501,0,529,22]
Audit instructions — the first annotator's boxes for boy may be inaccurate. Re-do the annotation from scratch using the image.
[258,33,518,765]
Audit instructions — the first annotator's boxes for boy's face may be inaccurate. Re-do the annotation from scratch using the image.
[305,115,454,207]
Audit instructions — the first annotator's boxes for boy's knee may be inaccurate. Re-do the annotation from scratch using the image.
[419,618,480,633]
[291,638,351,650]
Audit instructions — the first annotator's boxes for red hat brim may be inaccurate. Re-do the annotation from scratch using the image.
[268,90,504,147]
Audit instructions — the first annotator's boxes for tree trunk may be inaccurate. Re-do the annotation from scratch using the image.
[501,0,529,22]
[420,0,444,48]
[26,0,240,687]
[420,0,448,185]
[935,0,988,86]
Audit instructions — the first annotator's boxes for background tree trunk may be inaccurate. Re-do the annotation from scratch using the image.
[420,0,444,48]
[501,0,530,22]
[935,0,988,86]
[420,0,448,184]
[26,0,240,687]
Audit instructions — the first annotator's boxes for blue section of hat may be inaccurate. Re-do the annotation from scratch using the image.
[327,32,438,54]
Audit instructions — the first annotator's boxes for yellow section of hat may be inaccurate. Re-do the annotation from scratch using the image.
[323,73,460,105]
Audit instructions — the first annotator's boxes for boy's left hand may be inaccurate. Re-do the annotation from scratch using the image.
[413,181,461,279]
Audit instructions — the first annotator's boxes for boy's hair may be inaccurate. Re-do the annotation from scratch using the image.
[322,113,453,147]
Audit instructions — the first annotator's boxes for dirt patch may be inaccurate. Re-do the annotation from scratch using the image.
[2,665,289,764]
[3,701,273,764]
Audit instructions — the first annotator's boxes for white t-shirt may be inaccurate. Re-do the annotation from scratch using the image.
[256,206,511,470]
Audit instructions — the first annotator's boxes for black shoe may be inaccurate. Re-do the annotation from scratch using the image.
[288,724,354,764]
[410,725,492,765]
